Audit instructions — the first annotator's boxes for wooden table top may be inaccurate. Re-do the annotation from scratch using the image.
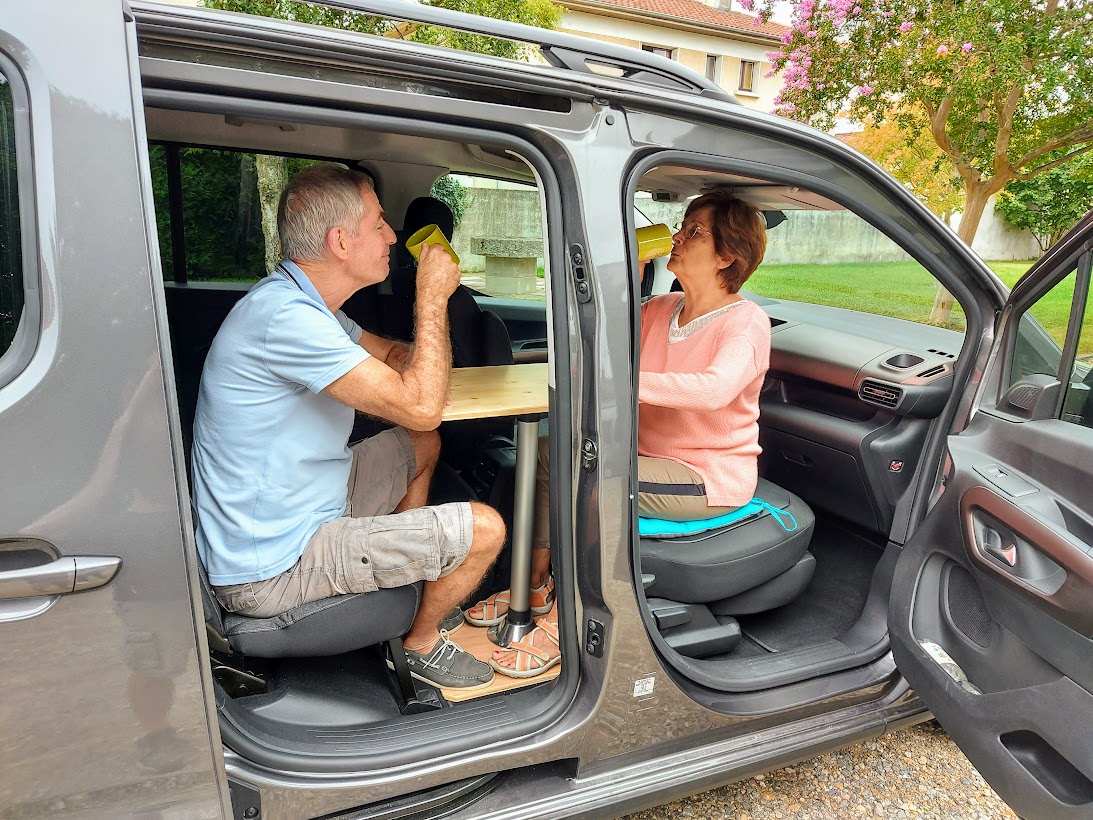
[441,363,549,421]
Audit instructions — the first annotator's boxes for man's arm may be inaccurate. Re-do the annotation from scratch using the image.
[325,243,458,430]
[357,329,412,373]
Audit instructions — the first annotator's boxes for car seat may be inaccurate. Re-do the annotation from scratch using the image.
[639,478,816,658]
[195,554,438,713]
[381,196,517,470]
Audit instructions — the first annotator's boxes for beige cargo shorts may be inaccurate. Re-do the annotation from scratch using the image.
[216,428,473,619]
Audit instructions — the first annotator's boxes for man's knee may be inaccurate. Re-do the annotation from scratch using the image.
[468,502,505,557]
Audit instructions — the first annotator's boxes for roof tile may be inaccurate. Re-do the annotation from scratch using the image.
[568,0,788,39]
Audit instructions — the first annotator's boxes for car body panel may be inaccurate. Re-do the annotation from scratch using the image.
[889,214,1093,819]
[6,0,1085,818]
[0,2,227,817]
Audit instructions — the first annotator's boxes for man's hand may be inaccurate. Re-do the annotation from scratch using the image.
[416,242,461,304]
[326,245,455,430]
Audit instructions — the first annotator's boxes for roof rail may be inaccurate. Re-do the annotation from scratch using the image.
[186,0,736,103]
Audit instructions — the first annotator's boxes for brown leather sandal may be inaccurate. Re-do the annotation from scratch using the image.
[464,576,555,627]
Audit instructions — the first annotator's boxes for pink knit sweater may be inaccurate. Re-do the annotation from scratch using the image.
[638,293,771,507]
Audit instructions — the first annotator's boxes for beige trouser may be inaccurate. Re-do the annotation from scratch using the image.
[532,436,738,551]
[215,428,473,618]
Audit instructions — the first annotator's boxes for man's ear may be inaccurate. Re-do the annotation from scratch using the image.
[326,225,351,261]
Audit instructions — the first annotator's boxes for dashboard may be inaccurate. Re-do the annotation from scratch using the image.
[751,293,965,536]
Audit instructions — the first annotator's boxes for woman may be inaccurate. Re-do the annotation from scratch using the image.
[469,190,772,677]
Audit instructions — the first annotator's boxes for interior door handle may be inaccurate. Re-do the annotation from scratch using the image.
[0,555,121,600]
[981,527,1018,567]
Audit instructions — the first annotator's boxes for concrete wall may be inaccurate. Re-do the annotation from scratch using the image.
[456,190,1041,273]
[635,200,912,264]
[452,187,543,272]
[951,196,1040,261]
[763,211,913,264]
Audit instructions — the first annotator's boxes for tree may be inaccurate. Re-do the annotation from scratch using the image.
[202,0,561,267]
[843,116,962,220]
[743,0,1093,323]
[995,152,1093,253]
[430,175,470,226]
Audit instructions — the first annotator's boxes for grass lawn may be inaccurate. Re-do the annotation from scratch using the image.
[747,259,1089,354]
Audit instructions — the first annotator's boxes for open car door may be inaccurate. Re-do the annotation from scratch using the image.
[889,212,1093,820]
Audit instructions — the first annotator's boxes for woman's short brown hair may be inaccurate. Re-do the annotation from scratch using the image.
[685,190,767,293]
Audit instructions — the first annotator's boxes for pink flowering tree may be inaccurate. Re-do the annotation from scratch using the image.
[742,0,1093,323]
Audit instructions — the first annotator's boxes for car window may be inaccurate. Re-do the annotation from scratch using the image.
[0,73,22,360]
[1011,258,1093,428]
[448,174,544,302]
[1062,276,1093,426]
[148,145,339,283]
[1010,265,1077,388]
[636,196,963,331]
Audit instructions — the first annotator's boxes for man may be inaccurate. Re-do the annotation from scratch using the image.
[191,165,505,689]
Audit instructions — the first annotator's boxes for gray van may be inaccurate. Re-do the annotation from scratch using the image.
[2,2,1092,818]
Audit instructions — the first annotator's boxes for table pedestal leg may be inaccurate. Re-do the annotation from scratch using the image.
[489,413,542,648]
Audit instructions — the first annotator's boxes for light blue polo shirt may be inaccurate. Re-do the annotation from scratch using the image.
[191,261,369,586]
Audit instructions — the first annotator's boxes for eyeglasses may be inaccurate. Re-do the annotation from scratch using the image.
[673,221,712,241]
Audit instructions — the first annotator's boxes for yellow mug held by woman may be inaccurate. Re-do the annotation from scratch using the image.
[405,223,460,266]
[636,223,673,261]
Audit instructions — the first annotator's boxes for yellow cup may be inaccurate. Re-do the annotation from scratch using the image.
[636,223,674,261]
[405,224,460,266]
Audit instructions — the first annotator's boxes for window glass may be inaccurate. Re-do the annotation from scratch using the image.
[636,195,963,331]
[642,44,674,59]
[1011,266,1076,387]
[739,60,758,93]
[1012,260,1093,427]
[449,174,544,302]
[1062,274,1092,426]
[149,146,336,282]
[0,73,23,357]
[705,55,721,83]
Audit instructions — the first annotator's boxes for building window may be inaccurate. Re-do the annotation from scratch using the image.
[738,59,758,93]
[642,44,675,60]
[705,55,721,83]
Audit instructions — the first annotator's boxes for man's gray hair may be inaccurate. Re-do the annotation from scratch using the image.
[277,165,375,262]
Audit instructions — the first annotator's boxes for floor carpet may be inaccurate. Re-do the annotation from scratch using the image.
[736,517,883,652]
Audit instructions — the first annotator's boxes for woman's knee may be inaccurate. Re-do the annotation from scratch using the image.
[537,435,550,472]
[469,502,506,556]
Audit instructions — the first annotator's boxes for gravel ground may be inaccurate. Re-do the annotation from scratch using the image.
[623,720,1018,820]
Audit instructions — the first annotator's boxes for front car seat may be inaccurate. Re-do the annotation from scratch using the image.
[639,478,816,658]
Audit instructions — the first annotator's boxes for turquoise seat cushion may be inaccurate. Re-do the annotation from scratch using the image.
[638,497,797,538]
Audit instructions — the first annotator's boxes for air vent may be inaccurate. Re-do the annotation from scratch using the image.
[927,348,957,359]
[859,379,902,408]
[918,365,946,379]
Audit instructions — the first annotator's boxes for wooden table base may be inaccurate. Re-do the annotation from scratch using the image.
[437,622,561,704]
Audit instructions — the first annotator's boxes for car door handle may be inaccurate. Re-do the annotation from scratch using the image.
[981,527,1018,567]
[0,555,121,600]
[961,486,1093,636]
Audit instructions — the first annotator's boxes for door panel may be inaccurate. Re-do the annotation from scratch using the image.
[890,223,1093,819]
[0,2,224,816]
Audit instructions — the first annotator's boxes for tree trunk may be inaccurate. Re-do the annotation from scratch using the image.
[929,182,995,326]
[234,154,257,267]
[255,154,288,274]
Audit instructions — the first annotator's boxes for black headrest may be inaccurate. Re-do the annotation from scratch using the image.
[404,196,454,239]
